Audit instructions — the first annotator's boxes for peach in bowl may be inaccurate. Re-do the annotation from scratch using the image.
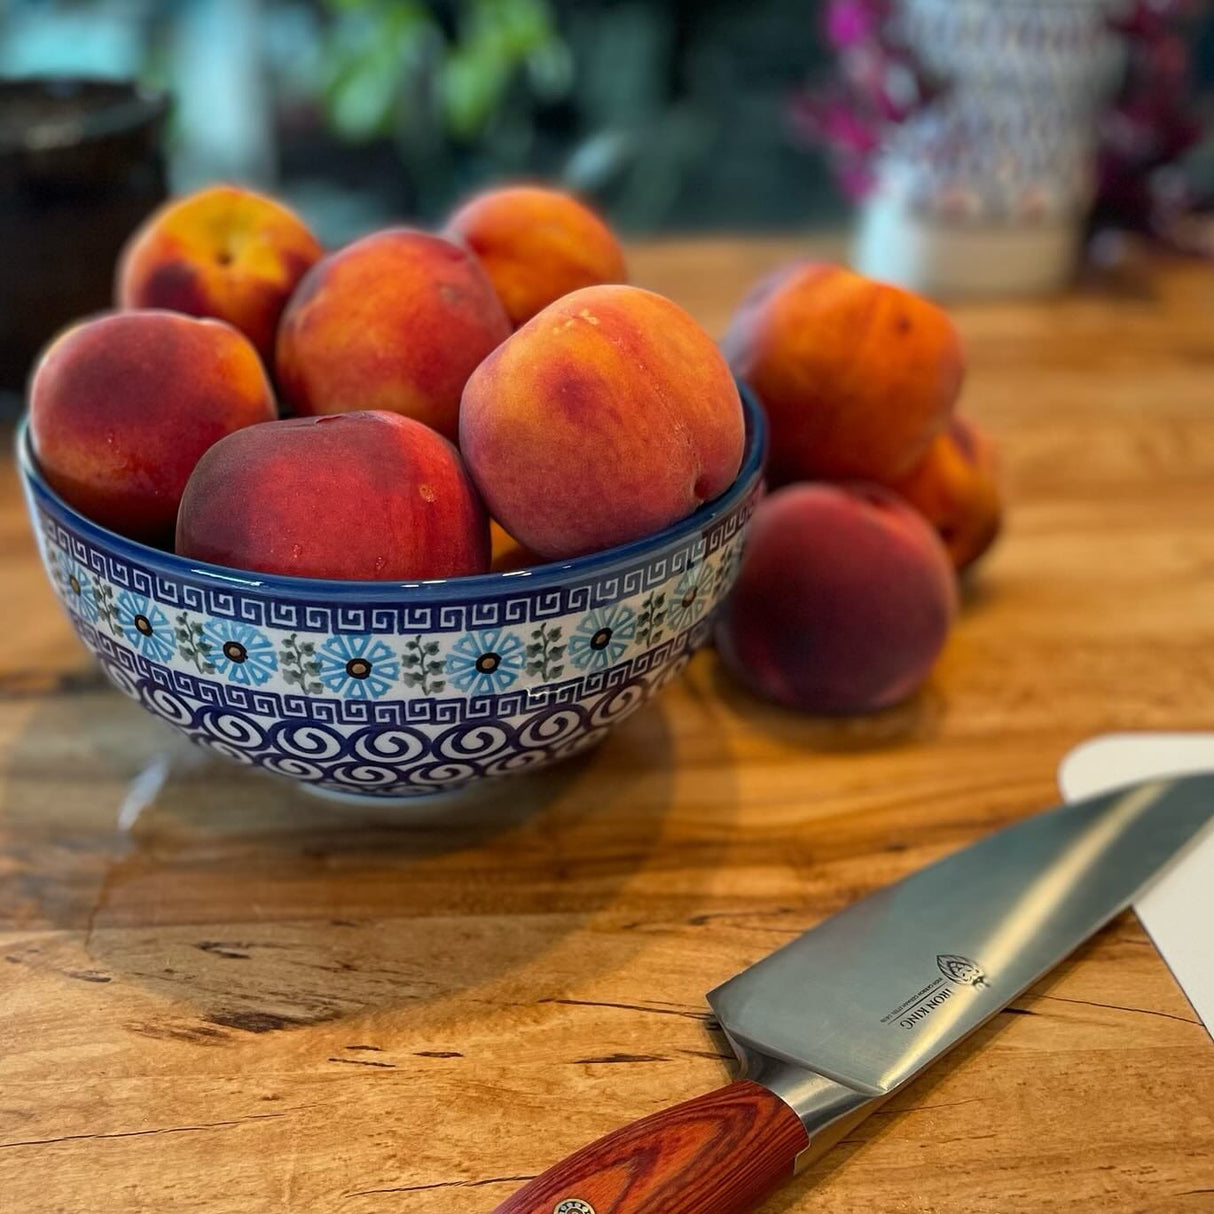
[17,394,764,802]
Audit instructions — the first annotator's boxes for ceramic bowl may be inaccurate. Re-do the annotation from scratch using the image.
[19,391,765,801]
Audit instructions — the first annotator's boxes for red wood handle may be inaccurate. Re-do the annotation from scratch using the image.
[491,1080,808,1214]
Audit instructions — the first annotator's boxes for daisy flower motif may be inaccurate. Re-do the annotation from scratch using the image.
[446,628,526,696]
[115,590,175,663]
[201,619,278,687]
[665,563,714,635]
[568,604,636,672]
[53,551,98,623]
[315,634,400,700]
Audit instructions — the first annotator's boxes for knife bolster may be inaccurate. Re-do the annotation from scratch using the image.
[730,1041,880,1171]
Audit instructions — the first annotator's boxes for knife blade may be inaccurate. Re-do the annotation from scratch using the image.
[491,774,1214,1214]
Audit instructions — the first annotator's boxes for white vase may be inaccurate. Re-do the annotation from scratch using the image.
[852,0,1130,296]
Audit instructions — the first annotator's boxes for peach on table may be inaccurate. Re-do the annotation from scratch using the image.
[715,483,958,715]
[891,415,1002,572]
[723,262,964,486]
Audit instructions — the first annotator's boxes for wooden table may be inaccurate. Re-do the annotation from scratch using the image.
[2,239,1212,1213]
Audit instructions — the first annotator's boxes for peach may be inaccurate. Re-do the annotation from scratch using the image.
[891,416,1002,571]
[444,185,627,326]
[176,411,489,580]
[116,184,322,362]
[723,262,964,485]
[715,483,957,714]
[30,310,276,543]
[275,229,510,442]
[460,284,745,560]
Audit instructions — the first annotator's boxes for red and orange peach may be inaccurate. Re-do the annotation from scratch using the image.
[444,185,627,327]
[30,310,276,543]
[116,184,322,363]
[275,229,510,443]
[460,284,745,560]
[175,410,489,581]
[723,262,964,485]
[715,483,957,714]
[891,415,1002,571]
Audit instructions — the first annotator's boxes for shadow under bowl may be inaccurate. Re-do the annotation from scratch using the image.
[18,391,766,801]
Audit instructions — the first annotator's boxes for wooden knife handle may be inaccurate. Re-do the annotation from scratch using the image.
[491,1080,809,1214]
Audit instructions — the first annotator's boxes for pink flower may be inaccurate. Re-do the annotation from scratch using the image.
[824,0,888,49]
[791,91,882,155]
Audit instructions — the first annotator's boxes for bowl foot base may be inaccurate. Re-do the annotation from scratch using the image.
[295,781,470,809]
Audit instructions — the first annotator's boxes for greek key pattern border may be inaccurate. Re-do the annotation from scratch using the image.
[36,485,759,636]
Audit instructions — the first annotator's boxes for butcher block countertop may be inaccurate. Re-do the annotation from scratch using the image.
[2,238,1213,1213]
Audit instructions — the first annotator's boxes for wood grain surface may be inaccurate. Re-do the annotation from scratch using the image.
[2,238,1213,1213]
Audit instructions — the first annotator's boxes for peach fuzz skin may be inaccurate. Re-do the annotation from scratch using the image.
[116,184,322,363]
[176,411,489,581]
[444,185,627,327]
[891,415,1002,572]
[715,483,957,715]
[275,229,511,443]
[460,284,745,561]
[30,310,276,544]
[723,262,964,485]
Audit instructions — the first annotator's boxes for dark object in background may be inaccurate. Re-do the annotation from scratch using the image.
[0,78,168,399]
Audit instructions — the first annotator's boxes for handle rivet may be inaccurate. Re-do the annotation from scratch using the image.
[554,1201,595,1214]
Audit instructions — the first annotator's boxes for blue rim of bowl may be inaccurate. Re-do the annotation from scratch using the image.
[18,382,766,603]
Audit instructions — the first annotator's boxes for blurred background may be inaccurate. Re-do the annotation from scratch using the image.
[0,0,855,242]
[6,0,1209,240]
[2,0,1213,397]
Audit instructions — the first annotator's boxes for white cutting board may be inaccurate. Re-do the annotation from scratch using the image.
[1058,733,1214,1038]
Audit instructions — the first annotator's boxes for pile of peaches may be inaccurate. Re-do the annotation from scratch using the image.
[27,180,1000,717]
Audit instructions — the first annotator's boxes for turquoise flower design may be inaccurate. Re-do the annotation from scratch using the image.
[53,551,98,623]
[316,634,400,700]
[665,563,714,635]
[201,619,278,687]
[446,628,525,695]
[568,604,636,671]
[116,590,175,663]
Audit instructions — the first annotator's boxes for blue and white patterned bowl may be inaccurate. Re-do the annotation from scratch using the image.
[19,392,765,800]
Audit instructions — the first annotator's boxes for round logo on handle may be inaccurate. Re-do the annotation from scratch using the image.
[554,1201,595,1214]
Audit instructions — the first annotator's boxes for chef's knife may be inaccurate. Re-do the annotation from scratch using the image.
[492,774,1214,1214]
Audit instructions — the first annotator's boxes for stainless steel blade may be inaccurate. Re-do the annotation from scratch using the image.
[709,774,1214,1102]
